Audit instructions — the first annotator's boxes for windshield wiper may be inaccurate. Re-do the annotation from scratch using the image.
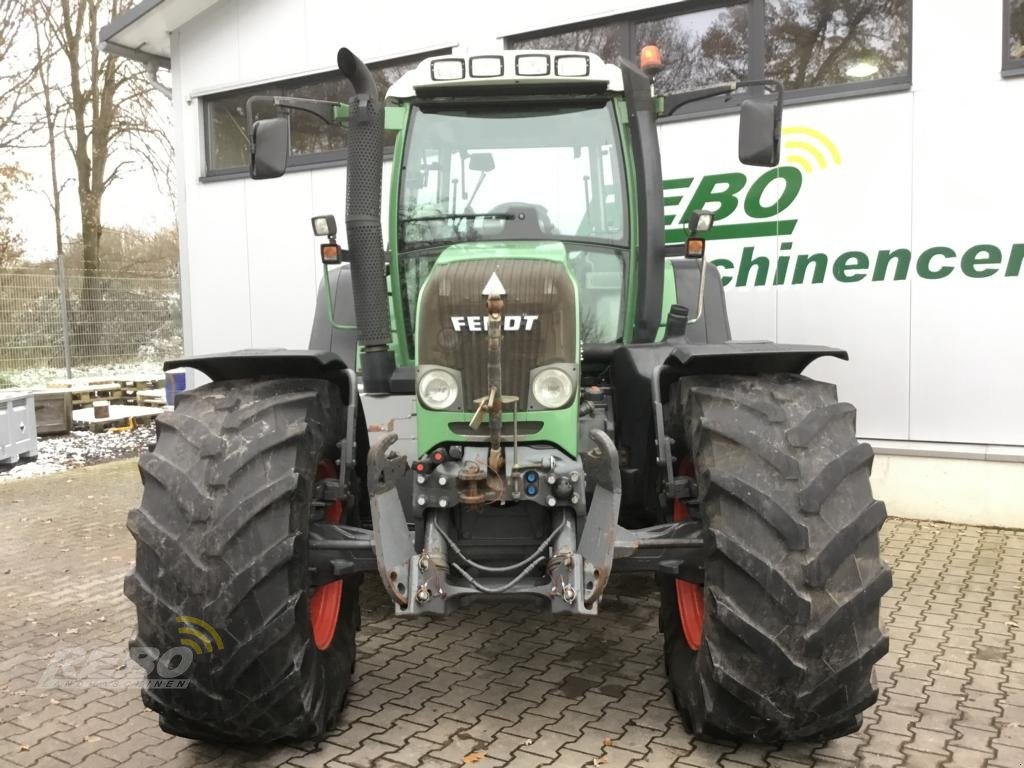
[398,213,514,224]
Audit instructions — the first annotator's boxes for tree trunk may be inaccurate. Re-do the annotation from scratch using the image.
[75,192,103,361]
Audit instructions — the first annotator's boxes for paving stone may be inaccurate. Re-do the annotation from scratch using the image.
[334,736,394,768]
[4,465,1024,768]
[861,728,913,760]
[990,739,1024,768]
[675,738,736,767]
[942,746,995,768]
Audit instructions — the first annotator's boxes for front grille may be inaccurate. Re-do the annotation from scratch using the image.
[417,259,576,406]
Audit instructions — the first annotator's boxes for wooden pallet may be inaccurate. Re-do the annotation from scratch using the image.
[72,404,164,433]
[136,388,167,407]
[47,376,164,408]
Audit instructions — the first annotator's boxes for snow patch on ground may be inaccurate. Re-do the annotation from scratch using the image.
[0,363,165,391]
[0,423,155,482]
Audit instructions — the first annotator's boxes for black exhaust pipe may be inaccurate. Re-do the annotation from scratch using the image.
[337,48,395,393]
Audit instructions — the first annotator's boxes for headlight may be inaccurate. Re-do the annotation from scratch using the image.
[418,368,459,410]
[531,367,574,409]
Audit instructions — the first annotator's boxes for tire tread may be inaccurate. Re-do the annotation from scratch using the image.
[660,373,890,743]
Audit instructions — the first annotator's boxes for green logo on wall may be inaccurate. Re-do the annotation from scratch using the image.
[662,127,1023,285]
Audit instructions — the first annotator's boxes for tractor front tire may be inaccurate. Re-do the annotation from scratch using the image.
[125,378,360,743]
[661,373,891,743]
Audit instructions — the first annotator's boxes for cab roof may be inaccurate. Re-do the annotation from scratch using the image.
[387,50,624,100]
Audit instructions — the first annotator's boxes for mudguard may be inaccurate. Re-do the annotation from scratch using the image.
[660,340,848,383]
[167,349,370,525]
[165,349,350,388]
[667,259,731,344]
[610,339,847,513]
[309,264,358,368]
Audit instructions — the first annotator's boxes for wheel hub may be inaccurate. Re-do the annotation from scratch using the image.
[673,460,704,651]
[310,460,344,650]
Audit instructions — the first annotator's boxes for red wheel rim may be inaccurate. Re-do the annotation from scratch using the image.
[310,460,344,651]
[674,459,704,651]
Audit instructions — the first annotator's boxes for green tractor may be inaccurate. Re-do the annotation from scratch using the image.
[126,46,890,744]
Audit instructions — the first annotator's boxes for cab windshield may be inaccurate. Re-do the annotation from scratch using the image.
[398,102,627,250]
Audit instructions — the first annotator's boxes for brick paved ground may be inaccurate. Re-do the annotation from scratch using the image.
[1,459,1022,768]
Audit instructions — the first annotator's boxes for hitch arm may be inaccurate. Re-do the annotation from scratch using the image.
[577,430,622,605]
[366,432,415,606]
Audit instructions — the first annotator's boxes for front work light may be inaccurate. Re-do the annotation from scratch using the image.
[431,58,465,81]
[688,209,715,234]
[531,367,574,409]
[311,215,337,238]
[418,368,459,410]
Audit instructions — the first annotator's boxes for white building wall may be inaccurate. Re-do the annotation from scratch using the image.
[171,0,1024,450]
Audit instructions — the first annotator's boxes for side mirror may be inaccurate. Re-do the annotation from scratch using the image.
[249,117,290,179]
[468,152,495,172]
[738,96,781,167]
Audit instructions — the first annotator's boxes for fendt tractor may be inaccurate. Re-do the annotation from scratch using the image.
[127,46,891,745]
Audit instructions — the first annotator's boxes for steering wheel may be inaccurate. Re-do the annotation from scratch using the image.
[486,202,558,235]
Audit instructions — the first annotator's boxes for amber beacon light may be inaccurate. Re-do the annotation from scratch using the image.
[639,44,664,76]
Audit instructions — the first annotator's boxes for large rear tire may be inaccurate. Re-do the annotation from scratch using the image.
[125,378,360,743]
[660,373,890,743]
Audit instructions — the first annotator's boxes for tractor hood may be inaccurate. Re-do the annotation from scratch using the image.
[414,241,580,456]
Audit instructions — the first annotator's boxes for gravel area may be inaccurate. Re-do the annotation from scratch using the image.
[0,423,155,482]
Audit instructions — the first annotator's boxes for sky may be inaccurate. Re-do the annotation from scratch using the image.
[5,130,176,262]
[2,33,177,264]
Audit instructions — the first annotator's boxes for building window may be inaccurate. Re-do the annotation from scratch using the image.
[1007,0,1024,75]
[635,5,750,92]
[202,53,439,177]
[765,0,911,90]
[506,1,911,115]
[508,20,624,63]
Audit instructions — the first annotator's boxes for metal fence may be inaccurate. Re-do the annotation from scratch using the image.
[0,265,183,385]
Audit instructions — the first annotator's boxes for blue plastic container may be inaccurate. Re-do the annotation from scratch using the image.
[164,370,187,407]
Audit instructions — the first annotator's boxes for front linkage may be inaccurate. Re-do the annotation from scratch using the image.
[307,428,705,616]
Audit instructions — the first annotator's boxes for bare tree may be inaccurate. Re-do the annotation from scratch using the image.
[29,5,67,267]
[27,0,171,349]
[0,0,43,150]
[0,165,27,268]
[0,0,44,269]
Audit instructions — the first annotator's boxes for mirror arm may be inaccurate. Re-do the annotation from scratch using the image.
[734,78,784,111]
[660,78,783,117]
[661,83,737,116]
[245,95,342,128]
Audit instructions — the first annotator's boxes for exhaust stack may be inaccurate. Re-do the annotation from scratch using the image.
[337,48,395,393]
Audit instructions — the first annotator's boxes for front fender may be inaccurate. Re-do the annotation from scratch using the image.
[660,340,847,384]
[609,340,847,511]
[165,349,350,389]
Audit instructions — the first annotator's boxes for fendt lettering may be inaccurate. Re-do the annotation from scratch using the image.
[451,314,539,332]
[128,45,889,748]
